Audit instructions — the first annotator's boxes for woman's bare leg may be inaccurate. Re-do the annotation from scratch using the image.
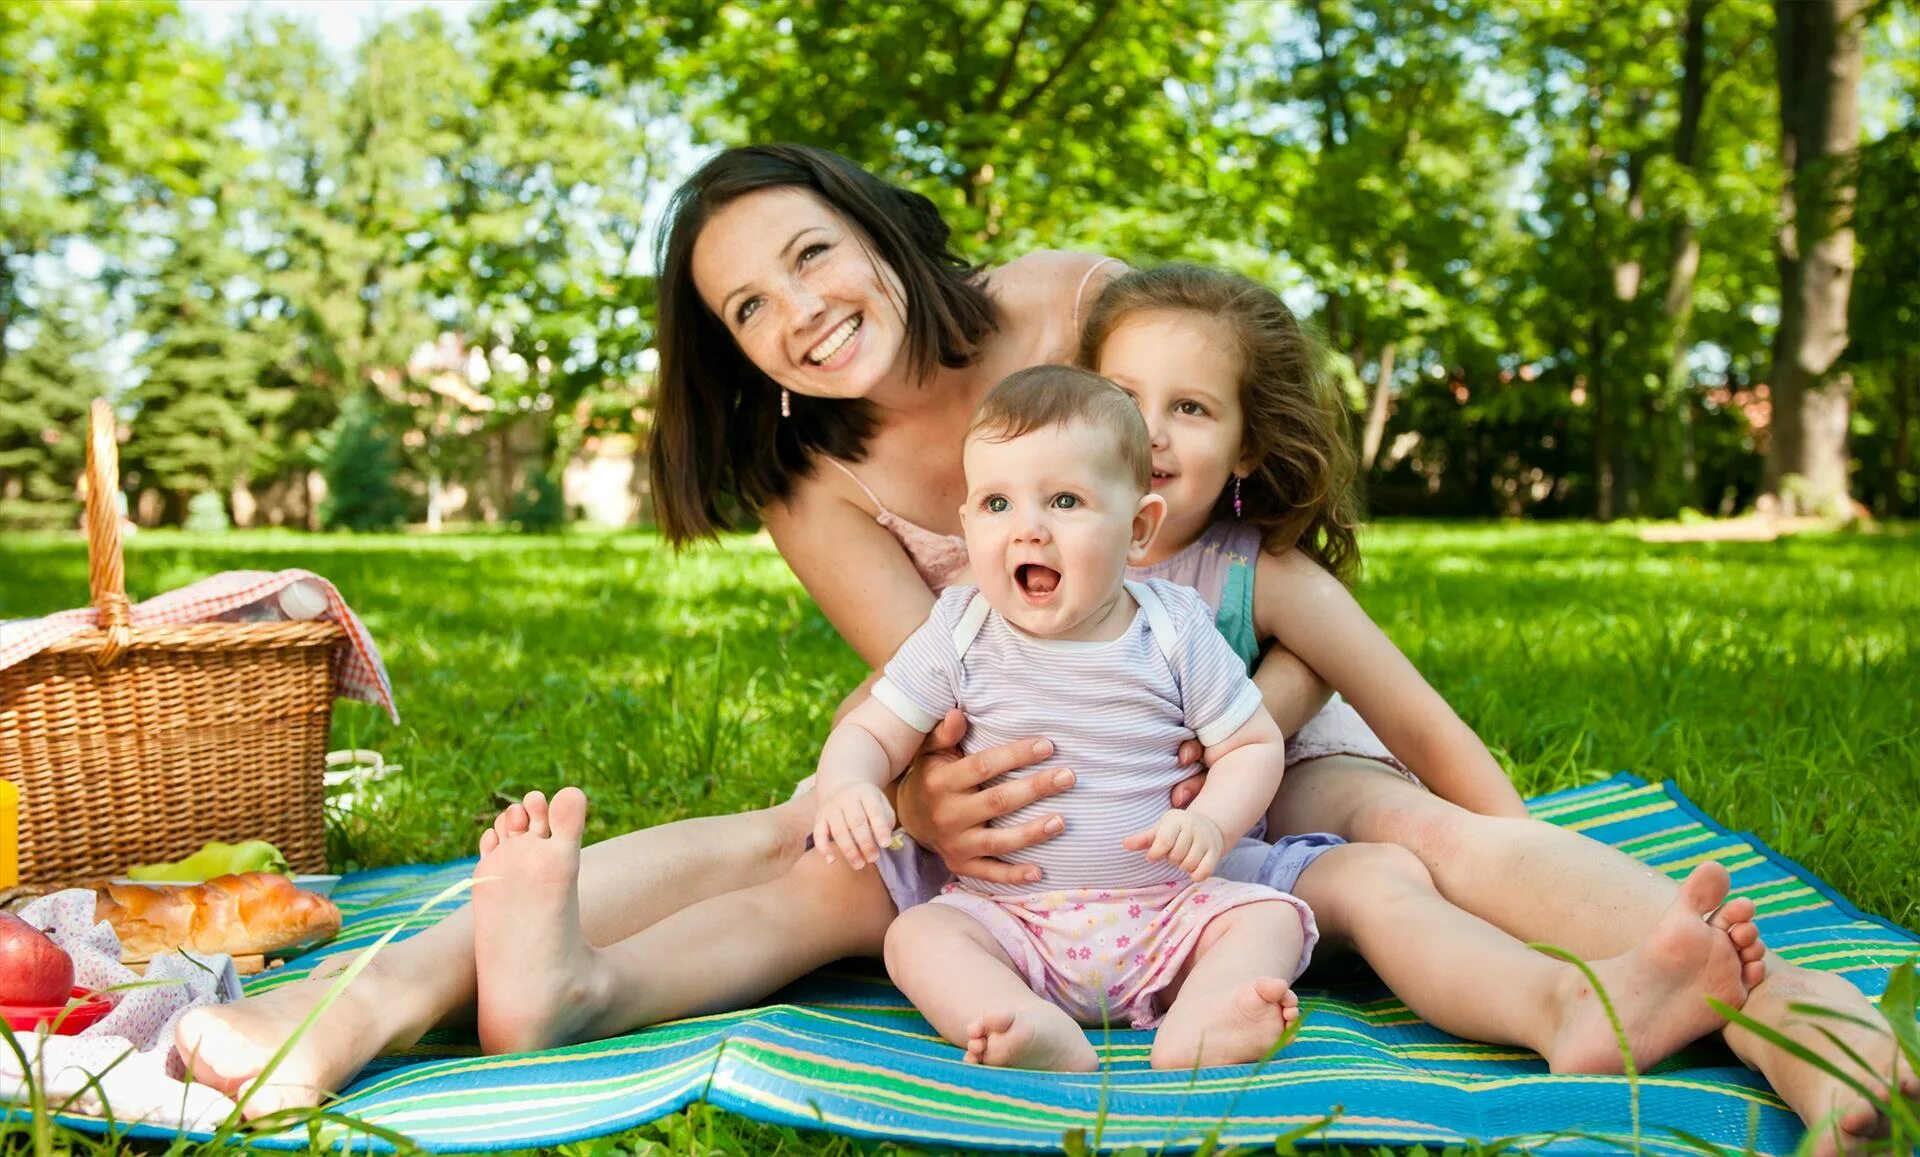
[1273,756,1916,1143]
[176,793,816,1116]
[472,788,895,1052]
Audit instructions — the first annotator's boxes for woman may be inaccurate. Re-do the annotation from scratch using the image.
[179,145,1907,1149]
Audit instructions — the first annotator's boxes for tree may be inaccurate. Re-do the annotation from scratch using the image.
[0,289,103,529]
[1764,0,1865,515]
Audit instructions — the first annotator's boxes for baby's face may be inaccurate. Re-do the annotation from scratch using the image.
[960,421,1164,641]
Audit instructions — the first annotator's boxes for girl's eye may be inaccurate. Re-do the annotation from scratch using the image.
[735,297,762,325]
[1175,400,1208,417]
[984,495,1009,513]
[1051,493,1081,510]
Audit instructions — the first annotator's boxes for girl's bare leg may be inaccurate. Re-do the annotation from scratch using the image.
[1294,842,1762,1073]
[177,793,816,1116]
[1274,757,1916,1143]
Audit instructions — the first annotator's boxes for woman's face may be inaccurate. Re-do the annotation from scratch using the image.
[691,187,910,403]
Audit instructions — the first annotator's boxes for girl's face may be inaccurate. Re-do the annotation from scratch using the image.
[691,187,911,403]
[1095,311,1248,551]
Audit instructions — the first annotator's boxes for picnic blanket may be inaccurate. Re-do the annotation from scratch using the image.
[28,774,1920,1154]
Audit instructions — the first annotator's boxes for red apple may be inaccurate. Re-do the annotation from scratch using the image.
[0,911,75,1006]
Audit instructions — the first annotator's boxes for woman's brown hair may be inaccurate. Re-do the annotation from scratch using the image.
[1078,263,1361,581]
[649,144,998,544]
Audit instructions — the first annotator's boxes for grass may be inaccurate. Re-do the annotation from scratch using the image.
[1,520,1916,1154]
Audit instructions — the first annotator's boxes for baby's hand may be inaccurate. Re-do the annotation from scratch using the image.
[1122,810,1225,881]
[813,783,897,870]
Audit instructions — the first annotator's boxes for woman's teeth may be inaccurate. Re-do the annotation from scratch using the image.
[806,315,861,365]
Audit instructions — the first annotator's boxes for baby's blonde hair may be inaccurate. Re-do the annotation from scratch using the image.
[967,365,1152,492]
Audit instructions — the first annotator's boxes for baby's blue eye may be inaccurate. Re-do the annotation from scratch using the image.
[1052,494,1081,510]
[985,495,1009,513]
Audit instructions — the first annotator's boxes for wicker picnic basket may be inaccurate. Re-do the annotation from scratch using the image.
[0,401,342,884]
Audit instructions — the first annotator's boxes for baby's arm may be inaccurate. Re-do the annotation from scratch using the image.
[813,697,930,869]
[1128,709,1286,880]
[1253,549,1528,817]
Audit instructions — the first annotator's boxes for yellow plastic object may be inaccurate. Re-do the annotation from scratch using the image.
[0,781,17,888]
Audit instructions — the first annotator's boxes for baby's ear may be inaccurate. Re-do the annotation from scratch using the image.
[1129,492,1168,563]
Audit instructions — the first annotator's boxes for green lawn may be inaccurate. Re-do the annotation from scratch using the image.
[2,520,1916,1153]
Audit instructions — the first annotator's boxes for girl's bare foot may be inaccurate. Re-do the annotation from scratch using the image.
[1543,862,1764,1074]
[963,1007,1097,1071]
[472,787,615,1054]
[1150,977,1299,1070]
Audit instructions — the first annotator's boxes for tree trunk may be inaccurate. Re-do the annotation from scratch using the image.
[1765,0,1863,516]
[1661,0,1712,512]
[1361,342,1396,472]
[1890,355,1914,515]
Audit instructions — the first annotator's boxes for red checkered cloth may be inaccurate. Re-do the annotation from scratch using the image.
[0,569,398,723]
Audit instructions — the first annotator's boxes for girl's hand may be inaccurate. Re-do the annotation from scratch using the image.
[1123,810,1225,881]
[896,709,1074,886]
[813,783,896,870]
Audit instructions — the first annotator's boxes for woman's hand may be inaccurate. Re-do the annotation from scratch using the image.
[895,709,1074,886]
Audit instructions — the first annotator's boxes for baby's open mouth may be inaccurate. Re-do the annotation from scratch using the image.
[1016,564,1061,596]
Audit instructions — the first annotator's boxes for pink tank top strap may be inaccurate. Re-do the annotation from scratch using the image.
[1070,257,1127,334]
[822,456,891,517]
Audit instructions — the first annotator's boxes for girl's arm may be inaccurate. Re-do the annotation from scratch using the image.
[1253,548,1529,818]
[1251,645,1335,737]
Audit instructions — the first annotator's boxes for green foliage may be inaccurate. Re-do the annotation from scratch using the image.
[319,393,411,532]
[182,491,230,533]
[0,290,101,530]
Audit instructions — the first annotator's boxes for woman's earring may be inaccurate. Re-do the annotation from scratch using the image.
[1233,476,1243,518]
[781,389,791,419]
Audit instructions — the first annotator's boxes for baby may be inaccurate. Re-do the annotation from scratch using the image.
[812,364,1313,1072]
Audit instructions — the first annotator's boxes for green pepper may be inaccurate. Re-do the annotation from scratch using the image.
[129,839,291,881]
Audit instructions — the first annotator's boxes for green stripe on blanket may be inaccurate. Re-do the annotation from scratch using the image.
[48,775,1920,1154]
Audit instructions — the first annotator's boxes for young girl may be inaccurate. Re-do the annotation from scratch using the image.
[448,267,1763,1078]
[1072,263,1768,1071]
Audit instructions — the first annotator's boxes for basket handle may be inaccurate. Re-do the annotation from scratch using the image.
[85,399,132,668]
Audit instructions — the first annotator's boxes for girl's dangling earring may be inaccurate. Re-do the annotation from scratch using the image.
[781,388,791,418]
[1233,476,1243,518]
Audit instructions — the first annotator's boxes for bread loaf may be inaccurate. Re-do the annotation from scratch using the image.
[94,873,341,961]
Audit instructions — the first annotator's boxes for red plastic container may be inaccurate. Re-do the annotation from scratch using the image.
[0,987,115,1035]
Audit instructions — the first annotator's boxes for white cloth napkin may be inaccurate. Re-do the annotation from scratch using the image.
[0,890,243,1128]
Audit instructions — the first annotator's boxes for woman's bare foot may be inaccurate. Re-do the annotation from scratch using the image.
[963,1006,1097,1071]
[175,953,426,1119]
[1542,862,1764,1074]
[472,787,616,1054]
[1150,977,1300,1070]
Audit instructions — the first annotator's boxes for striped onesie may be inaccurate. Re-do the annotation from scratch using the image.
[872,578,1317,1027]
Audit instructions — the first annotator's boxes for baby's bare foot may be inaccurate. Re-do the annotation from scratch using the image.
[1544,862,1758,1074]
[473,787,611,1054]
[1150,977,1299,1070]
[963,1008,1097,1071]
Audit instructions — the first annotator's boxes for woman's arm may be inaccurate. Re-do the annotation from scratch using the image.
[1252,549,1529,818]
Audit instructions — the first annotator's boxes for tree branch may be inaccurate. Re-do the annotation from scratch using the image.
[1004,2,1114,124]
[981,0,1039,115]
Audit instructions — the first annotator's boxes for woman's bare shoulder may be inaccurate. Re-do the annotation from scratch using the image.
[986,250,1127,360]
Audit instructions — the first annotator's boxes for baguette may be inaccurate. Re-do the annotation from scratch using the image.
[94,872,342,961]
